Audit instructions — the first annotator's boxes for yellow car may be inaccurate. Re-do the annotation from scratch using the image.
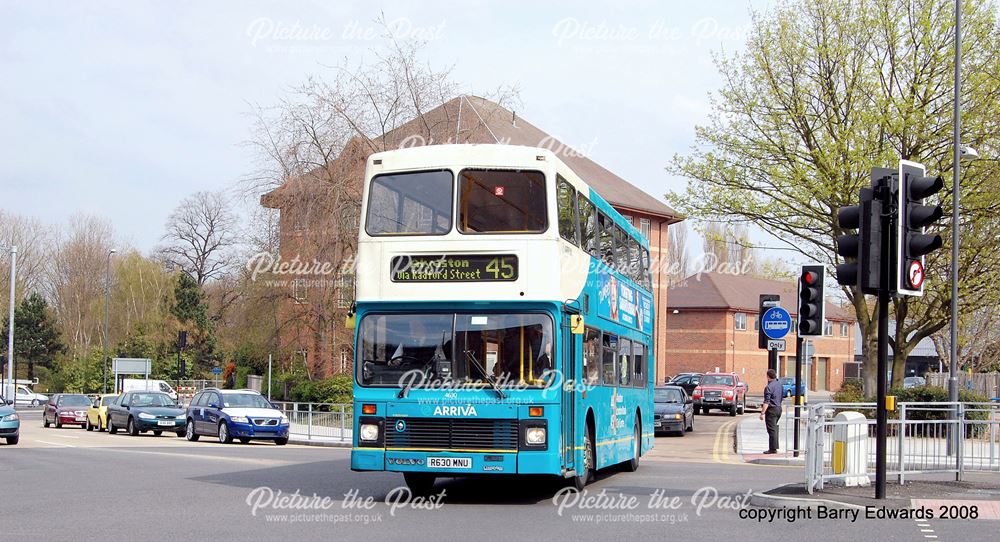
[86,394,118,432]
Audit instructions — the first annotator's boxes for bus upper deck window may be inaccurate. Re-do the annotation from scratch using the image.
[458,169,547,234]
[366,170,453,236]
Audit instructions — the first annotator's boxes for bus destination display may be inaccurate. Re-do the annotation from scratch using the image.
[390,254,518,282]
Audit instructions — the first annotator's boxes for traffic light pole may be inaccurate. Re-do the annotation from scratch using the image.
[767,348,778,374]
[874,179,894,500]
[793,335,803,458]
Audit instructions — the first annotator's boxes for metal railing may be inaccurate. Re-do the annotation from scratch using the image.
[805,401,1000,493]
[272,401,353,443]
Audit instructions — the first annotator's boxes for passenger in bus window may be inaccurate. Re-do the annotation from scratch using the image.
[525,325,552,379]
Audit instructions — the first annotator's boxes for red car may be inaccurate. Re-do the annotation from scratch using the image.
[691,372,747,416]
[43,394,92,428]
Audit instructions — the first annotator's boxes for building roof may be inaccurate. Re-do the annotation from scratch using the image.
[262,95,682,222]
[667,272,857,322]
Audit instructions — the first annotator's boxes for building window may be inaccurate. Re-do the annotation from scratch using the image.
[340,346,351,373]
[753,315,759,332]
[734,312,747,331]
[824,319,834,336]
[336,273,355,309]
[839,322,848,337]
[639,218,651,241]
[291,278,308,304]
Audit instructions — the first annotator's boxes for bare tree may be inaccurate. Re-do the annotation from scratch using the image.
[667,222,691,286]
[241,16,518,376]
[47,215,118,354]
[159,191,237,287]
[0,210,51,309]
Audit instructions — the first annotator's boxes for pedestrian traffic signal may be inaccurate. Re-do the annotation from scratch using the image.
[797,265,825,336]
[835,184,881,294]
[897,160,943,296]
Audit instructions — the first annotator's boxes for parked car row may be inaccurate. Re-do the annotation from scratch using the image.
[667,372,749,417]
[41,388,291,445]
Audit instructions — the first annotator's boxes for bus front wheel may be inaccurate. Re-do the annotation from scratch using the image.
[570,425,595,491]
[403,472,436,497]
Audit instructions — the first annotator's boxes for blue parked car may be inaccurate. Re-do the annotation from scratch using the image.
[1,395,19,445]
[779,377,806,398]
[185,388,289,445]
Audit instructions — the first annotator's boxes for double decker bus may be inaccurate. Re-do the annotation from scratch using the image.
[350,144,655,494]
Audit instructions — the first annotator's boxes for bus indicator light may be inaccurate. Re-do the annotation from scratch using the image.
[529,406,544,417]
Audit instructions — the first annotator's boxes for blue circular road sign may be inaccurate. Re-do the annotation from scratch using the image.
[761,307,792,340]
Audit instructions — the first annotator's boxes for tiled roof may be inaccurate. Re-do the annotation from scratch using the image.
[667,271,857,322]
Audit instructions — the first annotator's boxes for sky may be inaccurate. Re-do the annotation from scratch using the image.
[0,0,777,258]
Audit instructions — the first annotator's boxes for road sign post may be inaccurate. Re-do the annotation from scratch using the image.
[761,305,791,374]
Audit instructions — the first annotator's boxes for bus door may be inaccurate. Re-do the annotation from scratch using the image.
[561,315,577,471]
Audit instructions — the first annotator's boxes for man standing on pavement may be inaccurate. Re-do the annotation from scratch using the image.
[760,369,783,454]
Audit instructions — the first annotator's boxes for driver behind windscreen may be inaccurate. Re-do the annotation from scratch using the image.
[388,318,446,366]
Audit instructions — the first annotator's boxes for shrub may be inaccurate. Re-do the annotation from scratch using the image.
[290,374,354,404]
[832,378,864,403]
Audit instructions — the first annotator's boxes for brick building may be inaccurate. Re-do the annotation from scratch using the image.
[261,96,683,378]
[664,272,856,392]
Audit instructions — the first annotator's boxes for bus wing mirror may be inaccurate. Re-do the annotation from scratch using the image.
[345,312,356,330]
[570,315,584,335]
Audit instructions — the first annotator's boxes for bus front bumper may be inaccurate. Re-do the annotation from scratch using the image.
[352,448,560,476]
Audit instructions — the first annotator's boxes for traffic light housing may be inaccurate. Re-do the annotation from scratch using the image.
[897,160,944,296]
[797,265,825,336]
[836,187,880,294]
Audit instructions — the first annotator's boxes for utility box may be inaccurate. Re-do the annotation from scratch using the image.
[830,411,870,487]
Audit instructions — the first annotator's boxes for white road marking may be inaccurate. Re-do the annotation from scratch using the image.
[96,447,292,465]
[54,434,80,439]
[35,440,75,448]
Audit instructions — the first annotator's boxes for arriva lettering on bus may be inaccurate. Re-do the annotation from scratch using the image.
[432,405,479,416]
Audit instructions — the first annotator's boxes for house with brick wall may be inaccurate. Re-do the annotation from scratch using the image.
[665,272,856,392]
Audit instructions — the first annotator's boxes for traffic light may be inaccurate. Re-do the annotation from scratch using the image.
[177,330,187,350]
[836,185,881,294]
[797,265,825,336]
[897,160,944,296]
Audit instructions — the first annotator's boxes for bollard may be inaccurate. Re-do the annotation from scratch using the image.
[308,403,313,440]
[831,411,869,487]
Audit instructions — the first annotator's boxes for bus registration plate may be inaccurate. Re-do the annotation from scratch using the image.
[427,457,471,469]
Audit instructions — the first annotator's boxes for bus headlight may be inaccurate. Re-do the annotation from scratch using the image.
[525,427,546,446]
[360,423,380,442]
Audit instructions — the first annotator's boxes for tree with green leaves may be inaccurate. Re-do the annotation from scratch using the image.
[170,272,216,376]
[2,292,64,380]
[668,0,1000,393]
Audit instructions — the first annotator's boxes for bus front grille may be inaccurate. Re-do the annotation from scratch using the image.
[385,417,519,452]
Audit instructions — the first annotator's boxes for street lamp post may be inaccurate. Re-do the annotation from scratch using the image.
[103,248,116,393]
[4,246,15,403]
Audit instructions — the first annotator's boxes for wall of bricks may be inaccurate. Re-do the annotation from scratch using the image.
[665,309,855,393]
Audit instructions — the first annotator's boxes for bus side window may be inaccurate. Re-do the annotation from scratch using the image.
[598,213,614,267]
[641,247,652,289]
[632,342,645,388]
[557,177,579,246]
[601,333,617,385]
[618,338,631,387]
[613,225,628,276]
[583,327,600,385]
[628,238,641,284]
[578,196,598,257]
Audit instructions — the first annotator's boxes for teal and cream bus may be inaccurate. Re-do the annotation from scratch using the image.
[350,144,655,494]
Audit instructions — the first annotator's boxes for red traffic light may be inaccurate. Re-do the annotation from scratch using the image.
[802,271,818,285]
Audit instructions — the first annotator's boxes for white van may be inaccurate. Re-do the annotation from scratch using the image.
[120,379,178,400]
